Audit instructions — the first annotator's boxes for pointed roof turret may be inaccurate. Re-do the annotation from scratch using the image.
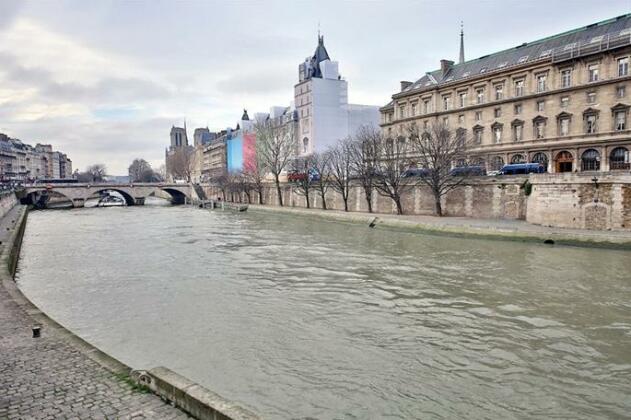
[459,22,465,64]
[241,109,250,121]
[308,34,331,79]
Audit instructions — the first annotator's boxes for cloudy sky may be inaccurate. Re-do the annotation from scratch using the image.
[0,0,629,174]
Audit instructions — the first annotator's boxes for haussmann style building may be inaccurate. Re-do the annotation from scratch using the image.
[380,14,631,173]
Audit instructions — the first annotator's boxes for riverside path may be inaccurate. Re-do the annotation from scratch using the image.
[0,205,191,420]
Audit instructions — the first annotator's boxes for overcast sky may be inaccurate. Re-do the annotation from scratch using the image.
[0,0,629,174]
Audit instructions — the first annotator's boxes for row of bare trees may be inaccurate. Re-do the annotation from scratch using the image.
[209,120,472,216]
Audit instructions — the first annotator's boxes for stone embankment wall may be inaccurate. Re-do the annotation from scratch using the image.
[203,177,529,220]
[527,173,631,230]
[0,191,17,220]
[203,173,631,231]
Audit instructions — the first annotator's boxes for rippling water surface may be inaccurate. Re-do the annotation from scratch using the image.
[16,204,631,419]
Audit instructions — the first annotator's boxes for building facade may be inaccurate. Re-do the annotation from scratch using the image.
[0,134,72,181]
[295,35,380,156]
[381,14,631,173]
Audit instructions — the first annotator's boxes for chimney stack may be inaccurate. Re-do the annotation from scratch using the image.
[440,59,454,77]
[400,81,413,92]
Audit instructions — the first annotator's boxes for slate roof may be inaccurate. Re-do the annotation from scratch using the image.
[387,13,631,106]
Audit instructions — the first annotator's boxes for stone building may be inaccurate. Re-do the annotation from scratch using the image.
[381,14,631,173]
[0,134,72,181]
[295,34,380,155]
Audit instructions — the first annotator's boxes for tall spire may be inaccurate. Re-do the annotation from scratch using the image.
[459,21,465,64]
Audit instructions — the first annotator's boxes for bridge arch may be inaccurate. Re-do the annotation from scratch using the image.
[21,189,75,208]
[160,187,189,205]
[88,188,136,206]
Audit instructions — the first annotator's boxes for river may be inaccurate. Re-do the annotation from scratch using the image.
[15,204,631,419]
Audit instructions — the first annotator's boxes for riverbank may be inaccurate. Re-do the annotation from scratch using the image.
[1,204,260,420]
[248,204,631,250]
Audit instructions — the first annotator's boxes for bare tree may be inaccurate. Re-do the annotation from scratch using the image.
[288,154,314,208]
[233,172,253,203]
[408,121,472,216]
[311,151,332,210]
[156,164,167,181]
[128,158,155,182]
[168,147,194,182]
[373,132,415,215]
[327,138,353,212]
[86,164,107,183]
[349,125,381,213]
[244,141,268,205]
[254,121,297,206]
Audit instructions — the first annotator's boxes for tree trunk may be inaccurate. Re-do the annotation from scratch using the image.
[274,174,283,206]
[320,190,327,210]
[258,187,263,205]
[394,195,403,215]
[343,196,348,212]
[365,190,373,213]
[305,191,310,208]
[434,191,443,216]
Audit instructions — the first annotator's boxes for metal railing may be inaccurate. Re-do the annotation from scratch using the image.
[552,32,631,63]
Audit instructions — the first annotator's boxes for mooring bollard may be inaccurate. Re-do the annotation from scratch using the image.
[32,326,41,338]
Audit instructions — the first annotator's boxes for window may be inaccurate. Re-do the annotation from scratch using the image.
[514,80,524,97]
[585,113,598,134]
[561,69,572,88]
[493,124,503,143]
[536,74,547,92]
[458,114,465,124]
[588,64,599,82]
[515,104,521,115]
[443,95,451,111]
[491,156,504,171]
[511,154,525,164]
[411,103,417,116]
[473,128,483,144]
[610,147,630,170]
[494,107,502,118]
[536,100,545,112]
[531,152,548,168]
[615,110,627,131]
[399,105,406,119]
[560,96,570,108]
[618,57,629,76]
[495,84,504,100]
[442,117,449,125]
[559,117,570,136]
[302,137,309,154]
[459,92,467,107]
[534,119,546,139]
[581,149,600,171]
[423,99,431,114]
[587,91,597,104]
[423,120,429,130]
[513,123,523,141]
[617,86,626,98]
[475,111,482,121]
[476,88,485,104]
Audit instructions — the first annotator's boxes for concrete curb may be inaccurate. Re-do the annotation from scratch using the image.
[248,205,631,250]
[1,203,261,420]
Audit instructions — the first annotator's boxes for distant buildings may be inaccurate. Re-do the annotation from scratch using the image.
[380,13,631,173]
[295,35,380,155]
[166,33,380,181]
[0,133,72,181]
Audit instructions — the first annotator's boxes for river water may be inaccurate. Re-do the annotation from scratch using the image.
[15,204,631,419]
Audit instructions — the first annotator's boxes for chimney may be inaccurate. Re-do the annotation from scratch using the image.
[440,59,454,77]
[400,81,413,92]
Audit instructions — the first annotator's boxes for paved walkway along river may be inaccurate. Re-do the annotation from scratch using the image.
[248,204,631,248]
[0,205,190,420]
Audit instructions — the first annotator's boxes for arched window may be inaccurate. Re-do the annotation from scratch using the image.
[555,150,574,172]
[511,154,525,164]
[581,149,600,171]
[302,137,309,154]
[491,156,504,171]
[531,152,548,169]
[610,147,630,170]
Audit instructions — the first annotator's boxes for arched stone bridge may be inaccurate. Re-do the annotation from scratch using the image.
[21,183,193,208]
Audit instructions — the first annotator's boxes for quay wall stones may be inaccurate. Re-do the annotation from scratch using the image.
[202,173,631,231]
[0,191,17,220]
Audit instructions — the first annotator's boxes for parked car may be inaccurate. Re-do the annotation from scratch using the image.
[449,165,487,177]
[402,168,431,178]
[499,163,546,175]
[287,171,307,182]
[487,170,501,176]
